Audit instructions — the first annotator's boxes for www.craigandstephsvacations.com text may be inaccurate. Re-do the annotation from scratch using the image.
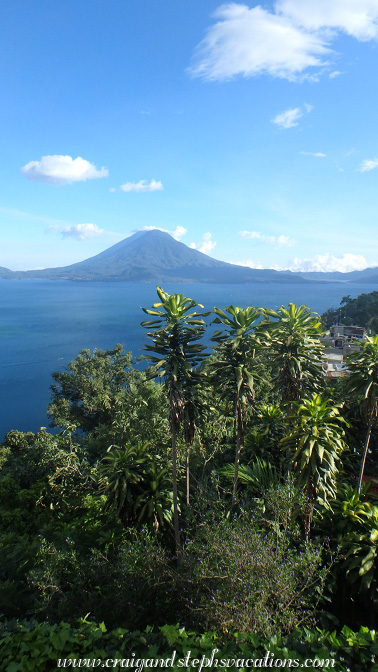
[56,649,336,669]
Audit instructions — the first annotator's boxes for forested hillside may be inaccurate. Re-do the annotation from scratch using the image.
[322,290,378,332]
[1,288,378,669]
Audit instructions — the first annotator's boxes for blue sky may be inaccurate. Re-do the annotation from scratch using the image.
[2,0,378,273]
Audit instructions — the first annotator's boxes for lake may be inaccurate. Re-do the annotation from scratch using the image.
[0,278,376,440]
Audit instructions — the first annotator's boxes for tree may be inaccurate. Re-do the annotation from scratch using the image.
[99,442,173,532]
[322,291,378,332]
[281,393,346,539]
[262,303,325,403]
[210,305,265,499]
[141,286,209,556]
[48,345,170,461]
[49,345,140,433]
[345,335,378,492]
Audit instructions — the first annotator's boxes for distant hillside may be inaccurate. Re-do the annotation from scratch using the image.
[0,230,312,284]
[0,266,15,278]
[296,267,378,283]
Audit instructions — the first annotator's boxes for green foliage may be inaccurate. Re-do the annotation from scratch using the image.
[342,508,378,593]
[1,619,376,672]
[48,344,141,432]
[282,394,346,538]
[99,442,173,531]
[5,289,378,641]
[217,458,280,496]
[48,343,170,462]
[210,305,265,403]
[141,286,210,380]
[322,290,378,332]
[176,483,327,638]
[345,335,378,490]
[25,531,175,628]
[243,403,286,467]
[262,303,325,402]
[210,305,267,497]
[283,394,346,504]
[317,484,378,627]
[142,286,210,553]
[346,335,378,417]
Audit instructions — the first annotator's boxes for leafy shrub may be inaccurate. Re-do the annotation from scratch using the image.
[179,514,327,637]
[26,531,179,629]
[0,619,376,672]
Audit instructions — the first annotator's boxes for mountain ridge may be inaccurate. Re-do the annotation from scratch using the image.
[1,229,377,284]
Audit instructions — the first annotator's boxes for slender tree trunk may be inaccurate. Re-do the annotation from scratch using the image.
[186,443,190,506]
[303,480,316,541]
[233,402,242,500]
[358,417,373,494]
[171,423,181,559]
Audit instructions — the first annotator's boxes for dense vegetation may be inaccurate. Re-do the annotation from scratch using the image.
[322,290,378,332]
[2,287,378,670]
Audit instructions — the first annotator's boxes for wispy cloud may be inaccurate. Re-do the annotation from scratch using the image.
[239,230,295,247]
[233,259,263,269]
[300,151,326,157]
[138,225,187,241]
[288,253,373,273]
[116,179,163,193]
[359,158,378,172]
[190,1,378,83]
[276,0,378,41]
[272,107,303,129]
[272,103,313,129]
[189,4,329,81]
[47,223,122,241]
[233,252,375,273]
[190,232,216,254]
[60,223,106,240]
[21,155,108,185]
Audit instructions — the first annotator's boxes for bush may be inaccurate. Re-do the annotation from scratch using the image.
[0,619,376,672]
[179,513,327,637]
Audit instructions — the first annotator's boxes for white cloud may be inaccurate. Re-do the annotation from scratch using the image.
[190,232,217,254]
[21,155,108,185]
[172,225,187,241]
[189,3,329,81]
[239,230,295,247]
[288,253,373,273]
[119,179,163,193]
[329,70,342,78]
[190,1,378,83]
[359,158,378,172]
[233,259,264,269]
[272,103,313,128]
[276,0,378,41]
[139,225,187,241]
[272,107,303,128]
[300,151,326,157]
[51,223,106,240]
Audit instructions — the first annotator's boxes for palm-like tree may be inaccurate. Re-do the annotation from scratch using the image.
[99,442,172,531]
[281,393,346,539]
[141,286,209,556]
[345,335,378,493]
[342,506,378,595]
[262,303,325,403]
[210,305,264,499]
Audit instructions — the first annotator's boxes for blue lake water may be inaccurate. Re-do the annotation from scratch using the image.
[0,278,376,440]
